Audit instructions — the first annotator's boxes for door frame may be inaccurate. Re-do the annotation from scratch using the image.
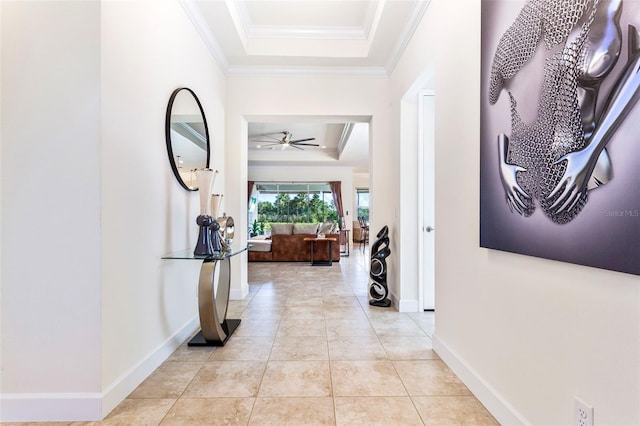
[418,90,435,311]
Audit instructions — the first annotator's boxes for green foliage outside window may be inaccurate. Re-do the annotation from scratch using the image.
[257,192,337,225]
[357,207,369,221]
[356,189,369,221]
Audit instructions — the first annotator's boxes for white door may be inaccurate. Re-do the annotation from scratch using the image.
[419,92,435,310]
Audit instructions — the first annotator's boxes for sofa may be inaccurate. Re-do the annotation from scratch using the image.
[248,223,340,262]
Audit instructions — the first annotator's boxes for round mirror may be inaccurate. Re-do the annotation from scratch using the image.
[165,87,210,191]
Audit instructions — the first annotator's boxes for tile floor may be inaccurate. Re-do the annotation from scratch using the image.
[11,246,498,425]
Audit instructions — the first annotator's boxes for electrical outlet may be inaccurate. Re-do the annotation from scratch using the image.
[575,397,594,426]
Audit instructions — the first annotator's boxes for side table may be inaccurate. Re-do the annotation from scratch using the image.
[303,237,337,266]
[162,247,248,346]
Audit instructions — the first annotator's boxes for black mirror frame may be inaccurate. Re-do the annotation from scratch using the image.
[165,87,211,191]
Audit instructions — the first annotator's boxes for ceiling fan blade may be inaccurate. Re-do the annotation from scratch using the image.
[290,144,304,150]
[255,142,281,147]
[291,142,319,146]
[290,138,315,143]
[255,131,287,136]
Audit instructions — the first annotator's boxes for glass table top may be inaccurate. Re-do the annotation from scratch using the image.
[162,246,249,260]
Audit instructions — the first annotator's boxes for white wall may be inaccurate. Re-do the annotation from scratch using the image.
[100,0,226,416]
[226,76,390,299]
[1,0,227,421]
[390,0,640,424]
[352,172,369,189]
[0,0,4,401]
[1,1,102,420]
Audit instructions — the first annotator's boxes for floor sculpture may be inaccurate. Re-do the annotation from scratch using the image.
[368,225,391,307]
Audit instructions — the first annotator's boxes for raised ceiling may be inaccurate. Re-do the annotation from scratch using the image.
[181,0,430,76]
[181,0,430,169]
[247,121,370,170]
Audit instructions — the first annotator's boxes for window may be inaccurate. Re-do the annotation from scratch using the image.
[253,183,337,227]
[356,188,369,221]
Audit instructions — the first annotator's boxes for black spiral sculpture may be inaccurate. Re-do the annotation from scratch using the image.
[368,225,391,307]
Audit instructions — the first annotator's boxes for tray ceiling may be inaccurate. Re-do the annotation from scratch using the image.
[179,1,429,169]
[181,0,430,76]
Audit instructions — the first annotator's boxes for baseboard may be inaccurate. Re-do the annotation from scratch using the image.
[230,286,248,300]
[386,290,418,312]
[101,316,199,417]
[397,298,419,312]
[0,316,199,422]
[0,393,102,422]
[432,334,530,425]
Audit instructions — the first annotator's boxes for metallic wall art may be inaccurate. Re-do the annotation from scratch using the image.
[481,0,640,275]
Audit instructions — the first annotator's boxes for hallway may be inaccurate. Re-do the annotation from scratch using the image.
[35,249,496,425]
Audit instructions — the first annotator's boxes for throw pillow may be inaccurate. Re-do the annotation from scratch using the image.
[318,221,336,234]
[270,223,294,235]
[293,223,319,234]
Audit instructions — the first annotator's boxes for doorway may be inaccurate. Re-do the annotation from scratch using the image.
[419,91,435,311]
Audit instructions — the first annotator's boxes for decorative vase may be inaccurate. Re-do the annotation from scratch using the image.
[211,194,223,218]
[194,169,218,256]
[219,215,235,250]
[209,194,224,252]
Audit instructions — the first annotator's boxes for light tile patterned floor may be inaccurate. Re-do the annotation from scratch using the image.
[12,247,498,425]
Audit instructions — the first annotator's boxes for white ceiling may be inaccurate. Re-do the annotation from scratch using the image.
[181,0,429,169]
[247,121,370,170]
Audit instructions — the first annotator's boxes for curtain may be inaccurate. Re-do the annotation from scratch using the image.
[329,181,344,225]
[247,181,255,204]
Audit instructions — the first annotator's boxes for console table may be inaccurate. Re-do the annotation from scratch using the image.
[162,247,247,346]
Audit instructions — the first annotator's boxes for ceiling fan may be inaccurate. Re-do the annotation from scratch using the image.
[249,131,319,150]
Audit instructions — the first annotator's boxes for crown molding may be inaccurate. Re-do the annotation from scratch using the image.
[180,0,430,79]
[227,65,388,78]
[231,0,252,41]
[180,0,386,78]
[362,0,383,39]
[247,26,367,40]
[232,0,380,41]
[179,0,230,73]
[385,0,431,75]
[337,123,355,157]
[248,160,366,170]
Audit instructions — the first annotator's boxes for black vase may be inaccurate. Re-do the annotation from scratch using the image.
[193,168,218,256]
[210,219,223,252]
[194,215,215,256]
